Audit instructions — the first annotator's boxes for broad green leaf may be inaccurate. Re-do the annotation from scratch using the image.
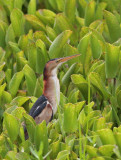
[5,24,15,44]
[0,62,5,71]
[78,0,87,17]
[0,83,6,102]
[98,145,114,157]
[49,30,72,58]
[63,103,78,133]
[114,132,121,151]
[90,34,102,59]
[68,90,79,103]
[105,43,120,78]
[28,42,37,71]
[28,0,36,15]
[0,71,5,85]
[14,0,24,10]
[25,14,45,31]
[34,79,43,97]
[10,8,25,37]
[24,113,36,143]
[46,26,57,41]
[0,21,8,48]
[84,1,95,26]
[36,10,55,26]
[89,72,110,99]
[9,71,24,97]
[77,33,90,64]
[36,39,48,62]
[16,51,28,71]
[95,5,103,20]
[9,42,21,53]
[71,74,88,100]
[54,14,77,45]
[5,151,16,160]
[86,145,97,157]
[2,91,12,104]
[97,128,116,145]
[0,6,8,24]
[64,0,76,23]
[62,63,77,86]
[57,150,70,160]
[23,64,37,95]
[36,48,45,74]
[16,152,31,160]
[11,106,25,118]
[4,112,19,142]
[50,140,61,159]
[34,121,48,154]
[18,30,33,55]
[63,44,80,66]
[10,96,30,107]
[56,0,65,11]
[104,10,121,42]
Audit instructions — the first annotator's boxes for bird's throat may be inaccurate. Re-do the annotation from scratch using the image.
[43,75,60,114]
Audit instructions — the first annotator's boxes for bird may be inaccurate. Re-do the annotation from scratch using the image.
[28,54,80,125]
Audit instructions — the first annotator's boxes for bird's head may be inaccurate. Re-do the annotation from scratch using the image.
[44,54,80,78]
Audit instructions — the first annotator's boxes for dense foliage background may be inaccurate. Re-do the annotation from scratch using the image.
[0,0,121,159]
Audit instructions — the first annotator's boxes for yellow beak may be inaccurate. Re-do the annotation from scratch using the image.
[57,54,80,63]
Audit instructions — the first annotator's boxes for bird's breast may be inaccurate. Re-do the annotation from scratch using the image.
[43,76,60,114]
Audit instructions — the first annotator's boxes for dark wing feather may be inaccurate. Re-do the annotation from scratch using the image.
[29,95,48,119]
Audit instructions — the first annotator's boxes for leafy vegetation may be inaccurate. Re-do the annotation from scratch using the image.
[0,0,121,159]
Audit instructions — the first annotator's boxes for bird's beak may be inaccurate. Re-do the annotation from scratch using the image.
[57,54,80,63]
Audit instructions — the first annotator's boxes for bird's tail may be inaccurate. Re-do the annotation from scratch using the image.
[22,122,28,140]
[24,126,29,140]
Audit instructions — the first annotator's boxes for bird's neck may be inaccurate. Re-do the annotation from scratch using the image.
[43,73,60,115]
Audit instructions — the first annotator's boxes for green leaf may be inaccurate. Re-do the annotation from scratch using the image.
[0,21,8,48]
[5,24,15,44]
[89,72,110,99]
[62,63,76,86]
[90,34,102,59]
[105,43,120,78]
[49,30,72,58]
[23,64,37,95]
[50,140,61,159]
[97,128,116,145]
[14,0,24,10]
[10,96,30,107]
[114,132,121,151]
[34,121,48,154]
[57,150,70,160]
[64,0,76,23]
[86,145,97,158]
[0,71,5,85]
[9,71,24,97]
[71,74,88,100]
[77,33,90,64]
[46,26,57,41]
[84,1,95,26]
[28,42,37,71]
[98,145,114,157]
[63,103,78,133]
[4,112,19,142]
[104,10,121,42]
[25,14,45,31]
[10,8,25,37]
[24,113,36,142]
[28,0,36,15]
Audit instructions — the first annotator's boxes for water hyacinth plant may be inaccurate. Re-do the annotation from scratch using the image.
[0,0,121,159]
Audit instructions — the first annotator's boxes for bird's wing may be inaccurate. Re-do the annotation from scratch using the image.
[29,95,47,118]
[29,95,53,123]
